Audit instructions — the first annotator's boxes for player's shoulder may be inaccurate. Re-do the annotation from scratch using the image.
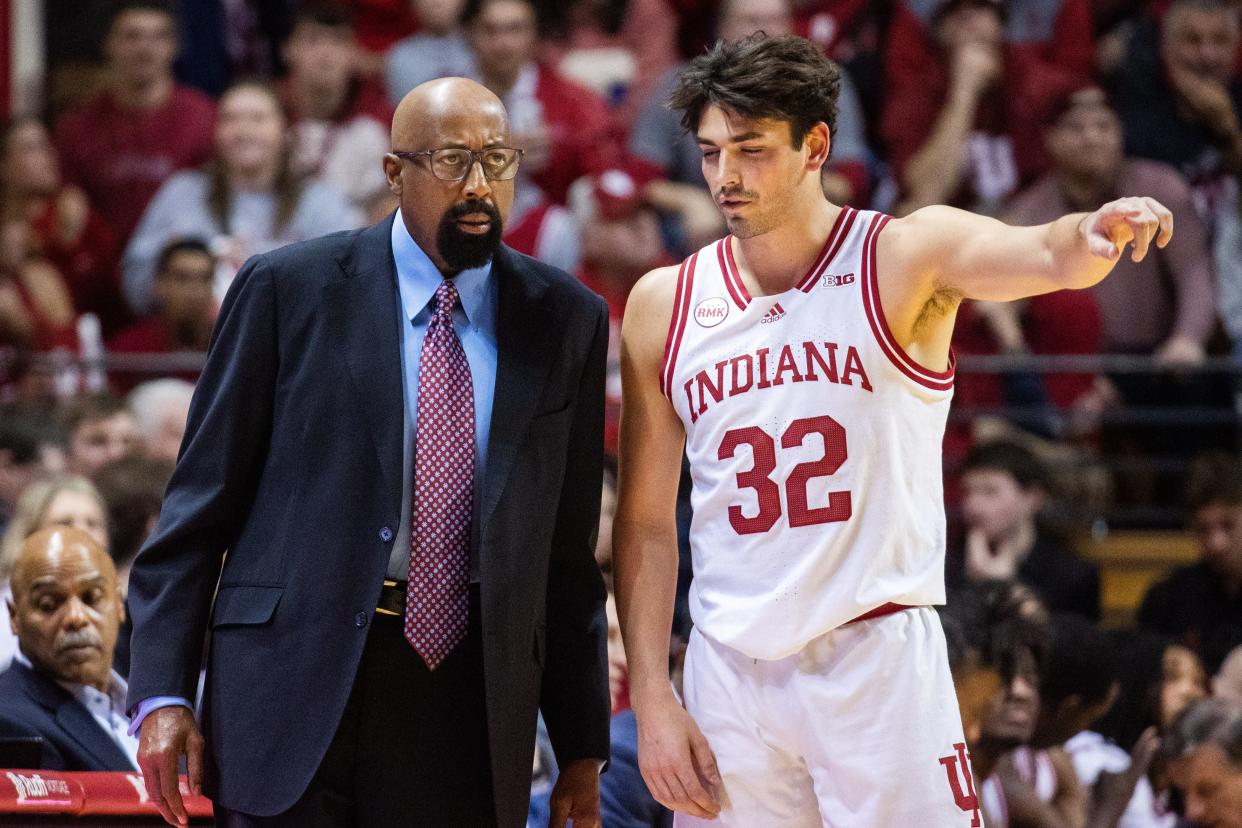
[877,204,986,264]
[628,263,684,311]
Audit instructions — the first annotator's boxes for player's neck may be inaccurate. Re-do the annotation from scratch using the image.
[731,199,842,297]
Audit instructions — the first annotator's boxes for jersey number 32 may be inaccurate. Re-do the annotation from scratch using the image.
[718,415,851,535]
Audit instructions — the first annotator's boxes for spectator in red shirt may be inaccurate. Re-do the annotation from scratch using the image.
[464,0,615,204]
[109,239,213,393]
[280,4,395,218]
[0,220,76,354]
[885,0,1094,104]
[569,159,678,451]
[53,1,216,246]
[881,0,1078,214]
[0,118,128,338]
[538,0,679,132]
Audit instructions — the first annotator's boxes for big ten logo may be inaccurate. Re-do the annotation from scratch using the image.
[821,272,855,289]
[694,297,730,328]
[938,743,981,827]
[5,771,72,803]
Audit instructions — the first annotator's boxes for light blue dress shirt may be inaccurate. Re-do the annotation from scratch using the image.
[388,209,498,578]
[130,211,499,731]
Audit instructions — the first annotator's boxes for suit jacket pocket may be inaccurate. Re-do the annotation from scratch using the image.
[211,585,284,628]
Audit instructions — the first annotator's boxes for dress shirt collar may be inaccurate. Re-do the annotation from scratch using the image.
[390,209,492,325]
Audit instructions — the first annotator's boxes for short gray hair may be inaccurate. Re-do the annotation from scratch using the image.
[127,379,195,442]
[1165,698,1242,766]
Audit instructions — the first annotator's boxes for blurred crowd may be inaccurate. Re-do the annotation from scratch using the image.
[1,0,1242,825]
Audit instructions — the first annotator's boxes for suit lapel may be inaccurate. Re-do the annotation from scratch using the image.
[54,694,135,771]
[480,247,559,537]
[324,215,404,517]
[16,663,134,771]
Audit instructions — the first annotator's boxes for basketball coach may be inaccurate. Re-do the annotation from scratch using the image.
[123,77,610,827]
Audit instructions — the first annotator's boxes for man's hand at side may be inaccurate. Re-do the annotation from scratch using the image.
[137,705,204,827]
[635,694,722,820]
[548,757,603,827]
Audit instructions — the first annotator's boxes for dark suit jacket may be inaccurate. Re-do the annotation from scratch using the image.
[0,661,137,771]
[125,214,611,824]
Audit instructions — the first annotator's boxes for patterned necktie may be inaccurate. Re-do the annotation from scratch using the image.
[405,280,474,669]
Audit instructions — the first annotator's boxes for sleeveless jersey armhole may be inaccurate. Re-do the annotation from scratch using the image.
[659,251,698,399]
[860,213,956,392]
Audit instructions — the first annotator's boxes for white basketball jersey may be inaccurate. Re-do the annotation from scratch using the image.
[661,208,955,660]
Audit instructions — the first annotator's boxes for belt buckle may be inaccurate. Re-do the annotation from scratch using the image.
[375,579,402,616]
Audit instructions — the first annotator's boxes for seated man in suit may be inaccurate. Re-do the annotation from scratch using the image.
[0,526,136,770]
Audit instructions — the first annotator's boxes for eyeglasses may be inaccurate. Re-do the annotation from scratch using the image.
[391,147,524,181]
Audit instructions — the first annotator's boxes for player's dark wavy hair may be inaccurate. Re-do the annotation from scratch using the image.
[668,33,840,149]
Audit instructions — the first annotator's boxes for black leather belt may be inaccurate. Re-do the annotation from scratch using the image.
[376,579,407,616]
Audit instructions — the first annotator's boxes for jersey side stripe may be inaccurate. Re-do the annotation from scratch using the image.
[795,206,857,292]
[860,214,956,391]
[659,251,698,399]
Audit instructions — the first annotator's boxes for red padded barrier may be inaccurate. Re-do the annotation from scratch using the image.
[0,770,212,817]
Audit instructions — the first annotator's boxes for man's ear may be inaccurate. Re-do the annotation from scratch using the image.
[383,154,403,195]
[804,122,832,171]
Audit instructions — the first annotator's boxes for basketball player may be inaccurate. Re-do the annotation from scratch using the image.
[613,34,1172,827]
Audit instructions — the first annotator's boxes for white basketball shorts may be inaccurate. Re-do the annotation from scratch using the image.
[677,606,982,827]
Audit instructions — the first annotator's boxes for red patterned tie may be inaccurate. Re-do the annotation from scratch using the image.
[405,280,474,669]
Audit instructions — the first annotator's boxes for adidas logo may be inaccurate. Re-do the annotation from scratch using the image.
[760,303,787,324]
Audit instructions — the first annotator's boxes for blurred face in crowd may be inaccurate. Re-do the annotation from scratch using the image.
[216,85,287,183]
[1162,646,1208,727]
[956,657,1003,746]
[719,0,794,42]
[2,120,60,198]
[582,207,665,276]
[42,488,108,551]
[142,400,191,465]
[1162,3,1241,86]
[155,248,215,326]
[961,468,1041,545]
[1169,744,1242,828]
[285,19,355,94]
[981,647,1041,747]
[1192,500,1242,585]
[70,413,138,475]
[386,79,514,273]
[937,2,1004,51]
[105,8,177,88]
[7,528,123,692]
[697,109,830,239]
[414,0,468,35]
[470,0,538,86]
[1046,89,1124,185]
[1033,681,1120,749]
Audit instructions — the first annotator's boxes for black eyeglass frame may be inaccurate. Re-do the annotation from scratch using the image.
[390,147,525,181]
